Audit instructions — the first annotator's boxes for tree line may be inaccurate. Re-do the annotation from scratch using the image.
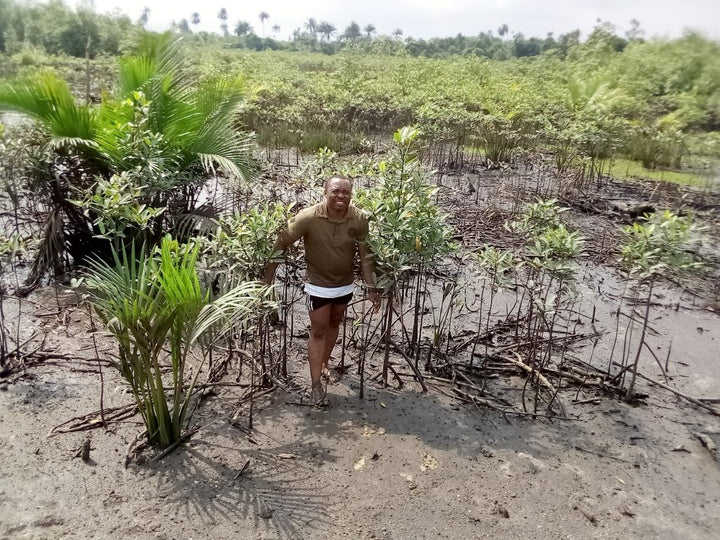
[0,0,653,60]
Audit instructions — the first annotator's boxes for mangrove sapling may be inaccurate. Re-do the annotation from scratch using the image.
[472,247,518,371]
[198,202,294,379]
[354,127,456,386]
[507,199,584,413]
[73,172,166,253]
[81,236,268,449]
[619,210,703,402]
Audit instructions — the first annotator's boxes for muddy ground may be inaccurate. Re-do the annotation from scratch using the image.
[1,168,720,539]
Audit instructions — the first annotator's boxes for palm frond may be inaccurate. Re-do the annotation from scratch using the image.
[118,56,157,96]
[0,72,95,141]
[191,281,268,344]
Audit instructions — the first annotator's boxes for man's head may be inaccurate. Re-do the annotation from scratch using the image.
[324,175,353,214]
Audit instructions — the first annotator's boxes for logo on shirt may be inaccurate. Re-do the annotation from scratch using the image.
[347,227,358,238]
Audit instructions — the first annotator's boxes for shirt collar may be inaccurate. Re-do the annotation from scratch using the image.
[317,201,356,222]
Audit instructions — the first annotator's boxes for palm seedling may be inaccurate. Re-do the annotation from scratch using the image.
[81,235,267,449]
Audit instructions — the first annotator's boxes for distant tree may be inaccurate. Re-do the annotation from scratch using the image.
[586,20,628,53]
[191,12,200,32]
[558,30,581,57]
[626,18,645,42]
[304,17,318,36]
[343,21,361,41]
[363,23,376,39]
[139,6,150,28]
[218,8,228,36]
[234,20,253,36]
[392,28,403,40]
[543,32,557,52]
[271,24,280,37]
[60,6,100,58]
[318,21,336,41]
[498,23,509,37]
[177,19,190,34]
[513,32,542,57]
[259,11,269,36]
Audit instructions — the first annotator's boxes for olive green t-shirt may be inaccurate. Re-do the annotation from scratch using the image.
[283,202,369,288]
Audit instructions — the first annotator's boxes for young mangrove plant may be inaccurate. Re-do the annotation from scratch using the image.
[510,198,585,414]
[354,126,456,385]
[472,246,519,368]
[619,210,703,401]
[198,202,296,381]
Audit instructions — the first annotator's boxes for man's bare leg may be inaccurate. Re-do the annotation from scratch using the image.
[308,302,348,401]
[308,304,332,391]
[321,303,348,378]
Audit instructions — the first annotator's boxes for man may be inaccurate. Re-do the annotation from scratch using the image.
[263,175,381,404]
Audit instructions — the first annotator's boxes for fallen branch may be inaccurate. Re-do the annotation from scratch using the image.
[501,351,566,417]
[634,372,720,417]
[50,403,138,434]
[573,445,634,464]
[388,338,427,392]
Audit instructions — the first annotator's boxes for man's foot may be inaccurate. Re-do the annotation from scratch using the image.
[310,381,327,406]
[321,366,331,382]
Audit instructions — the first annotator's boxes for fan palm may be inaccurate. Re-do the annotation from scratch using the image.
[0,31,257,288]
[83,236,268,449]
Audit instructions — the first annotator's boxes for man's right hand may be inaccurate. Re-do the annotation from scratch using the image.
[369,289,382,313]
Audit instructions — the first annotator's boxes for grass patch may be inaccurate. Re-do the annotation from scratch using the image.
[609,158,712,187]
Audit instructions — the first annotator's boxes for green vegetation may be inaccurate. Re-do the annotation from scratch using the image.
[607,158,709,186]
[619,211,704,401]
[82,236,267,448]
[0,9,718,441]
[0,32,257,288]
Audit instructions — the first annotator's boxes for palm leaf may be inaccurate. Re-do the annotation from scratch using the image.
[0,72,95,142]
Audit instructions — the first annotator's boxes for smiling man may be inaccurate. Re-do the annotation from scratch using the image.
[263,175,381,404]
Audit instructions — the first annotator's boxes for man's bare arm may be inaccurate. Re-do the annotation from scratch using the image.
[262,231,296,286]
[358,241,381,312]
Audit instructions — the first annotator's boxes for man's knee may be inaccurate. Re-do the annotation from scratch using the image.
[310,321,329,339]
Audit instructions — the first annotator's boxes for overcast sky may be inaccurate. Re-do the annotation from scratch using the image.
[74,0,720,41]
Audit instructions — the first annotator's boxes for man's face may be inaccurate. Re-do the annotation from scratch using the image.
[325,177,352,213]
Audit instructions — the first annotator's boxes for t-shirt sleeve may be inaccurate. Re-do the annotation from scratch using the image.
[356,214,369,243]
[284,209,310,243]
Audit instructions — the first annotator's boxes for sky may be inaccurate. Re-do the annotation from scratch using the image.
[72,0,720,41]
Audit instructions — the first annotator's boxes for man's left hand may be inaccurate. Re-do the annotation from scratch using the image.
[369,289,382,313]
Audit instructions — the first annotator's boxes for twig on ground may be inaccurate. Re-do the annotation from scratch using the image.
[635,372,720,417]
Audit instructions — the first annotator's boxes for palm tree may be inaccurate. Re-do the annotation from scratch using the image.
[304,17,318,36]
[0,32,257,288]
[363,23,376,39]
[139,7,150,28]
[271,24,280,37]
[498,23,509,37]
[392,28,403,40]
[234,20,253,36]
[218,8,228,36]
[258,11,269,37]
[191,12,200,32]
[318,21,336,41]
